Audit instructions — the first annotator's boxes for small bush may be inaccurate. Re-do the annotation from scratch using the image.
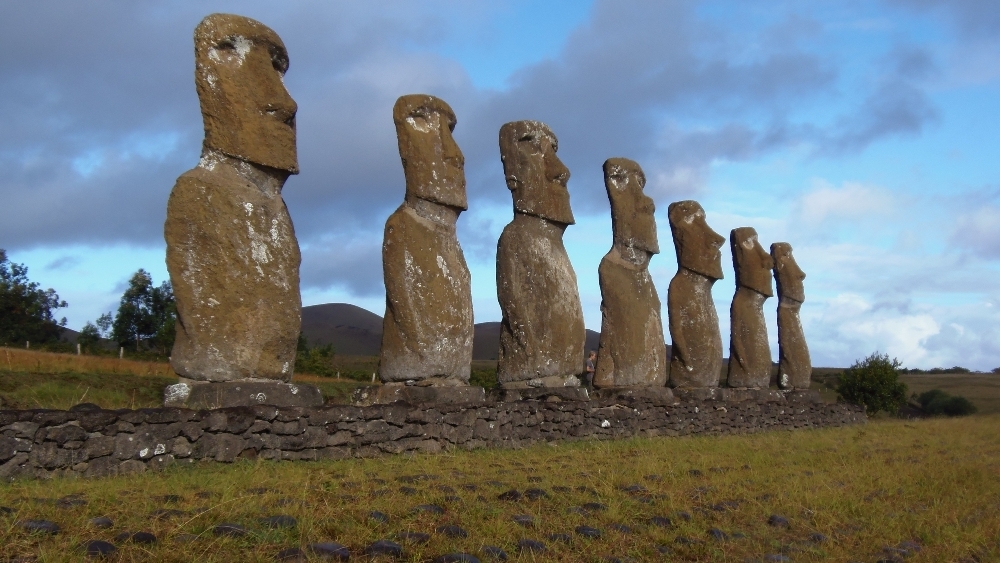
[836,352,907,415]
[917,388,977,416]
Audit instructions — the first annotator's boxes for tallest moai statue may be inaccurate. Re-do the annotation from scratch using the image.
[164,14,319,407]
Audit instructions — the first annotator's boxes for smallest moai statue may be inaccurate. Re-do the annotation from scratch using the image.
[594,158,667,388]
[727,227,773,389]
[771,242,811,389]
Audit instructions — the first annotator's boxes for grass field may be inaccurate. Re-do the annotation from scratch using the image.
[0,416,997,561]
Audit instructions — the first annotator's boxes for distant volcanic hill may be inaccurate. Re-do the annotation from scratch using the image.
[300,303,605,361]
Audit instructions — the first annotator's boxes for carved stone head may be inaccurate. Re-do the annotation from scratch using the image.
[194,13,298,173]
[770,242,805,302]
[393,94,467,210]
[604,158,659,256]
[499,120,574,225]
[667,200,724,280]
[731,227,774,297]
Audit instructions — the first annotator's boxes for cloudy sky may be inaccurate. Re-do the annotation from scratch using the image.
[2,0,998,370]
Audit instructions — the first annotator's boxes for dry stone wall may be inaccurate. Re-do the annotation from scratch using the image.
[0,397,865,481]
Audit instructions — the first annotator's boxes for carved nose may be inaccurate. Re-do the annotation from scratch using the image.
[442,129,465,169]
[546,154,570,186]
[265,99,297,127]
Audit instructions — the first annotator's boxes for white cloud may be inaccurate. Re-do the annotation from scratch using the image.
[794,179,896,225]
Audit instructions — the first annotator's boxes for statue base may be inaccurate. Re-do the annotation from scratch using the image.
[163,380,324,409]
[494,386,590,402]
[671,387,786,403]
[783,389,822,403]
[593,387,676,404]
[352,384,487,406]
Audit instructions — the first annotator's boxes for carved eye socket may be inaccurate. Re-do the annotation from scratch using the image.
[270,48,289,73]
[216,38,236,51]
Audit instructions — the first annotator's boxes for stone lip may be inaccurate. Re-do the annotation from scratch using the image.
[164,381,323,409]
[352,385,486,407]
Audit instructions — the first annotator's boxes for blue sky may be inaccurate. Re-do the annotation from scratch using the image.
[2,0,998,370]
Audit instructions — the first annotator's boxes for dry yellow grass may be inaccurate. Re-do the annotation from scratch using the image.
[1,346,176,379]
[0,416,997,562]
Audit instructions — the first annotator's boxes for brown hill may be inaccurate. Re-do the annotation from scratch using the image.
[300,303,605,361]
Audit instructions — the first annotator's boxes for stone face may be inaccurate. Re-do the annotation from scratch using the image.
[165,13,301,382]
[771,242,811,389]
[595,158,667,388]
[666,201,725,388]
[379,95,473,384]
[727,227,774,388]
[496,121,585,387]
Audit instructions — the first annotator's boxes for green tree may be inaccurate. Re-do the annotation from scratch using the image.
[0,249,67,345]
[110,269,175,354]
[77,322,101,352]
[836,352,908,415]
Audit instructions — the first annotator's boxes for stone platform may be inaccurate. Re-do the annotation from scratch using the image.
[163,380,324,410]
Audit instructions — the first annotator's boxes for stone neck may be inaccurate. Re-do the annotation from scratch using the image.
[513,211,567,237]
[678,265,716,284]
[201,149,289,197]
[404,193,459,227]
[779,295,803,308]
[613,243,651,269]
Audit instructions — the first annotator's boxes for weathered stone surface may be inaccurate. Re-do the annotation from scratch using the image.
[771,242,811,389]
[496,121,585,387]
[165,13,301,383]
[163,381,322,409]
[727,227,773,388]
[380,95,474,385]
[352,384,486,406]
[594,158,667,388]
[666,201,725,388]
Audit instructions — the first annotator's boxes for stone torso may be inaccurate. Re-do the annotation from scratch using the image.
[496,215,585,385]
[776,297,810,389]
[667,268,723,388]
[379,204,473,383]
[164,162,301,382]
[595,250,667,388]
[727,287,772,388]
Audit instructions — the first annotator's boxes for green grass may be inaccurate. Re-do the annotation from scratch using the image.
[1,416,998,561]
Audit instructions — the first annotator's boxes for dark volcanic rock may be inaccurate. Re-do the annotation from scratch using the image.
[213,523,248,537]
[708,528,728,541]
[768,514,790,528]
[547,533,572,544]
[81,539,117,557]
[497,490,522,501]
[22,520,59,534]
[575,525,601,539]
[517,539,546,553]
[524,488,549,500]
[89,516,113,528]
[365,539,403,558]
[275,547,306,562]
[481,546,508,560]
[369,511,390,524]
[512,514,534,527]
[650,516,673,528]
[308,542,350,561]
[582,502,607,512]
[608,523,632,534]
[396,531,431,544]
[437,524,468,538]
[433,554,481,563]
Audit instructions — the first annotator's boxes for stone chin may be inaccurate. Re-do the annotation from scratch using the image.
[405,172,468,211]
[514,185,575,226]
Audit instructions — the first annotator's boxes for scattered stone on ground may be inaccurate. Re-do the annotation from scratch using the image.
[369,511,389,524]
[481,546,508,560]
[413,504,445,514]
[436,524,468,538]
[576,525,601,539]
[433,554,481,563]
[81,540,116,557]
[365,540,403,558]
[213,523,248,537]
[89,517,113,528]
[396,531,431,544]
[768,514,791,528]
[260,515,297,528]
[547,532,572,544]
[517,539,546,553]
[21,520,59,534]
[308,543,350,561]
[513,514,534,527]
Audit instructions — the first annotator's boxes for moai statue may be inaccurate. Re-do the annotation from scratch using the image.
[379,95,474,386]
[496,121,586,389]
[667,201,725,388]
[727,227,774,388]
[594,158,667,388]
[771,242,811,389]
[163,14,320,407]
